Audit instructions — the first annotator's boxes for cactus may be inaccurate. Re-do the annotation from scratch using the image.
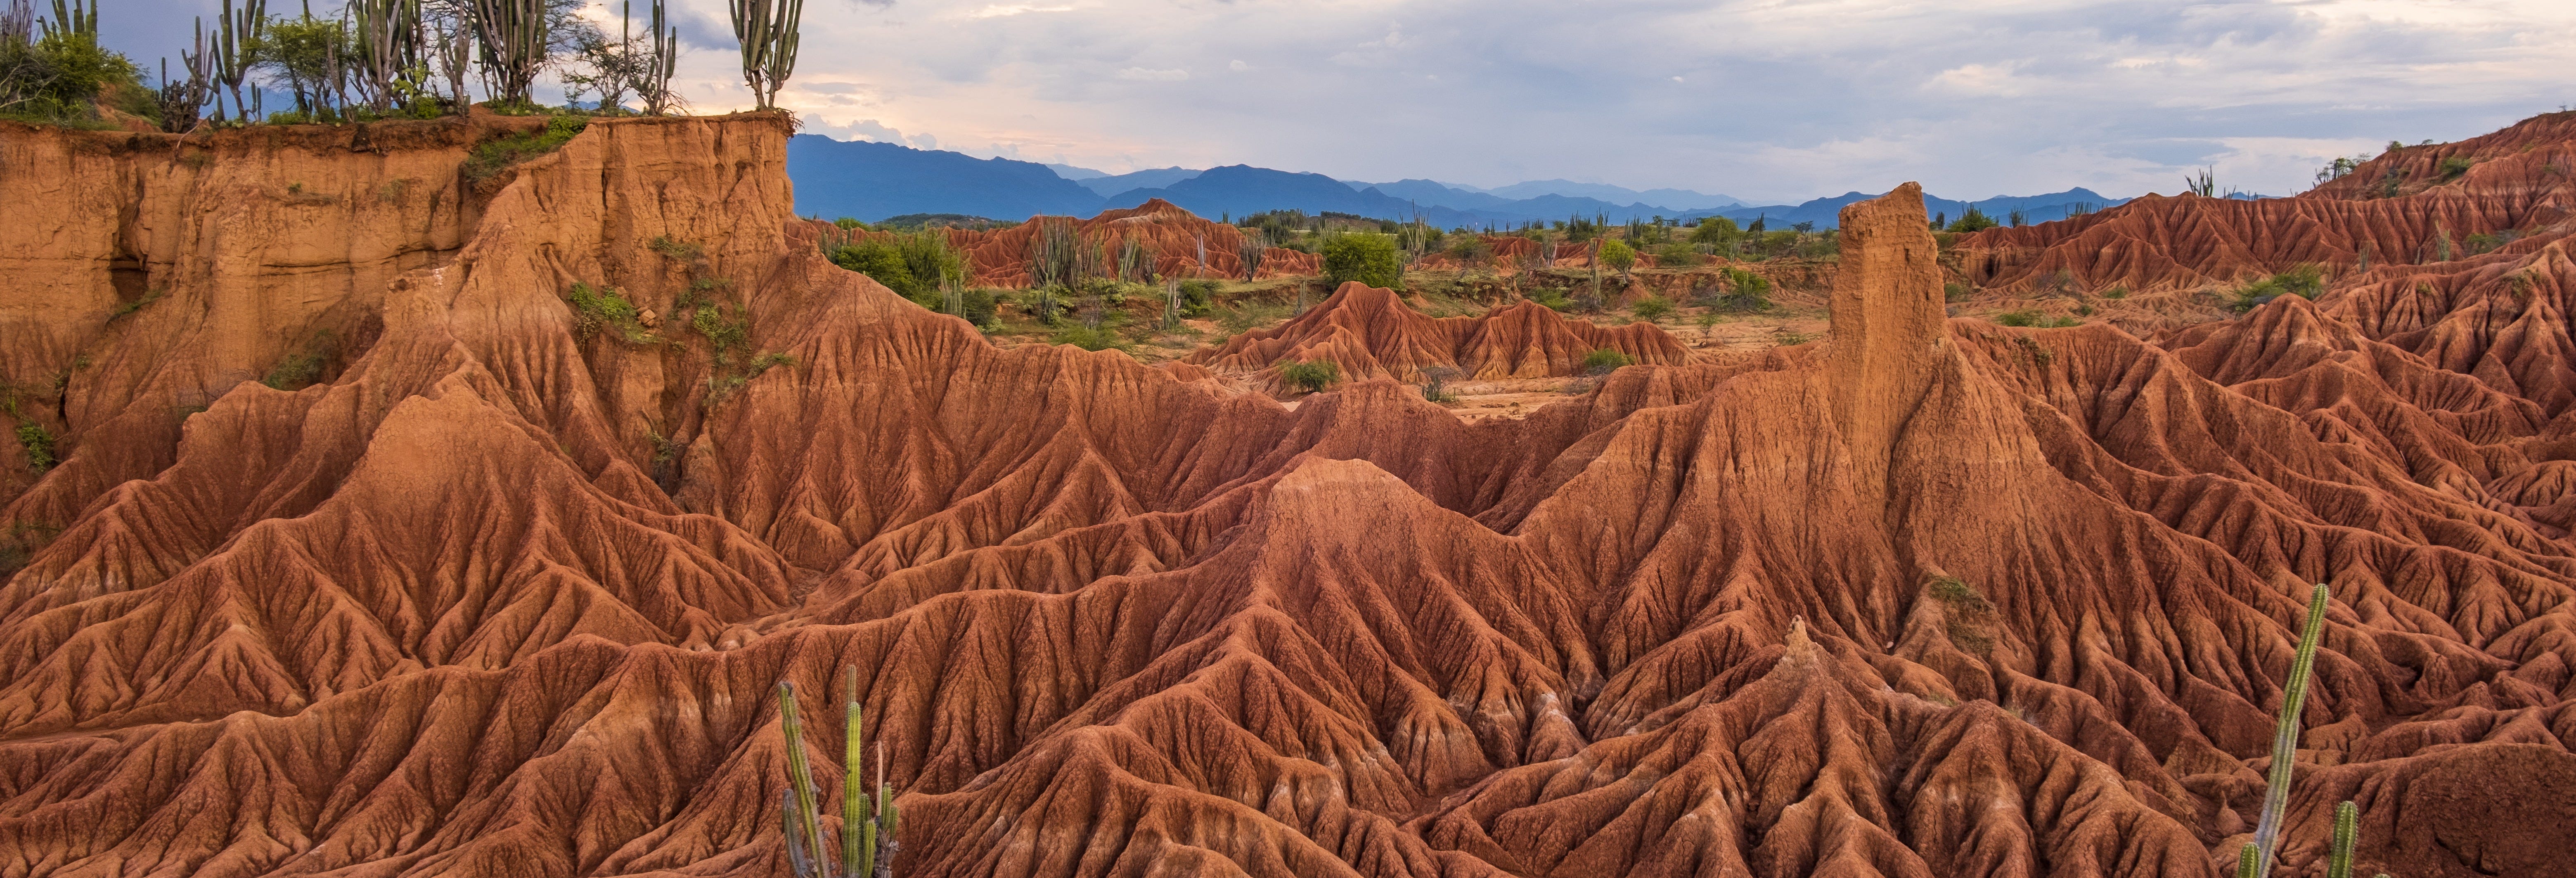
[637,0,680,115]
[468,0,545,107]
[2235,842,2260,878]
[155,19,216,133]
[1237,229,1267,281]
[2247,583,2332,876]
[775,681,830,878]
[2326,799,2357,878]
[842,668,872,878]
[729,0,802,110]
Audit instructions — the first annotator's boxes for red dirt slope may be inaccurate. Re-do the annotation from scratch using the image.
[1184,282,1698,391]
[1956,111,2576,295]
[0,116,2571,878]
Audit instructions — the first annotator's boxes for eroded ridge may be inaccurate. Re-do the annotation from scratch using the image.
[0,115,2572,878]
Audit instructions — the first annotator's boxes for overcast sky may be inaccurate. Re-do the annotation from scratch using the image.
[105,0,2576,204]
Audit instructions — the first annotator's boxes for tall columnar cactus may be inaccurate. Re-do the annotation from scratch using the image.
[637,0,680,115]
[468,0,544,106]
[348,0,421,113]
[776,682,831,878]
[729,0,801,110]
[208,0,263,122]
[37,0,92,40]
[155,19,216,133]
[1237,229,1267,281]
[2242,582,2332,877]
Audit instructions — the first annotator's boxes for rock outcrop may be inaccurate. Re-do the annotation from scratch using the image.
[1,114,2573,878]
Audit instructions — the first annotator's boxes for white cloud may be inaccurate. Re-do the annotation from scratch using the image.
[107,0,2576,202]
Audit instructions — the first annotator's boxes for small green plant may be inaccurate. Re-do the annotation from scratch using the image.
[692,302,751,360]
[1776,331,1816,346]
[568,282,655,344]
[1653,242,1703,267]
[1280,359,1340,393]
[2437,155,2473,180]
[262,349,328,389]
[1996,310,2041,327]
[751,351,798,372]
[1943,282,1972,302]
[1420,364,1461,404]
[1579,348,1632,376]
[651,234,706,262]
[2240,583,2332,878]
[15,422,57,473]
[2101,286,2129,300]
[109,287,166,320]
[1319,234,1400,289]
[1631,296,1673,322]
[1703,267,1773,312]
[1927,575,1997,653]
[1175,279,1218,317]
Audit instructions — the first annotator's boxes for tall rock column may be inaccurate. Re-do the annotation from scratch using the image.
[1825,182,1949,506]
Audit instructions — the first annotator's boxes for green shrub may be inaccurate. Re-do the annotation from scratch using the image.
[1280,359,1340,393]
[0,27,141,125]
[567,282,653,343]
[463,115,591,182]
[1580,348,1632,375]
[1631,296,1673,322]
[1943,282,1972,302]
[1926,575,1997,653]
[262,350,327,389]
[1444,236,1492,262]
[1945,208,1998,233]
[1690,216,1740,244]
[651,235,706,262]
[692,302,751,358]
[829,238,920,298]
[1176,279,1219,316]
[1320,234,1400,289]
[1597,239,1636,277]
[2101,286,2129,299]
[2228,264,2326,312]
[2438,156,2474,180]
[1654,242,1703,267]
[1703,267,1772,312]
[14,421,56,473]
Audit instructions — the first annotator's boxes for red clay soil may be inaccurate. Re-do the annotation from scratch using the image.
[1184,282,1698,392]
[0,112,2573,878]
[1955,111,2576,296]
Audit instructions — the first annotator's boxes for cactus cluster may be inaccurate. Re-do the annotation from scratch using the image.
[2233,585,2389,878]
[777,669,900,878]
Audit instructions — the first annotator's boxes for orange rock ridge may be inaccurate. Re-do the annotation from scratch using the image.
[0,111,2570,878]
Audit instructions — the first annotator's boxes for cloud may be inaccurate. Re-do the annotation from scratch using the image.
[101,0,2576,203]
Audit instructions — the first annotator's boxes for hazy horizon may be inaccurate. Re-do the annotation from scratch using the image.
[101,0,2575,204]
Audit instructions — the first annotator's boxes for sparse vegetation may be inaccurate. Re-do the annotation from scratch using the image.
[568,282,654,343]
[2227,264,2325,313]
[1630,295,1672,322]
[1943,282,1971,302]
[1945,208,1998,233]
[1048,326,1127,351]
[1926,575,1996,653]
[261,331,336,390]
[1280,359,1340,393]
[110,286,165,319]
[1580,348,1631,376]
[463,115,590,182]
[1996,310,2079,328]
[2437,155,2473,180]
[774,673,900,878]
[14,420,56,472]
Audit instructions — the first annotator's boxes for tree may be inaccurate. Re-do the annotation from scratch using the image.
[1597,238,1635,281]
[1945,208,1998,233]
[1320,233,1399,289]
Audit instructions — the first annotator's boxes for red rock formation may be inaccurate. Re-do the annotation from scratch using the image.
[2,113,2573,878]
[1183,282,1698,391]
[829,199,1321,287]
[1956,111,2576,295]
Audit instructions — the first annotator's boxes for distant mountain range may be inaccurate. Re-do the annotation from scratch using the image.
[794,135,2134,229]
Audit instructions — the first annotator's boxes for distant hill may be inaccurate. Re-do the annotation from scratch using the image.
[1482,179,1744,211]
[789,135,1106,222]
[789,135,2132,232]
[1071,167,1202,197]
[1701,188,2130,230]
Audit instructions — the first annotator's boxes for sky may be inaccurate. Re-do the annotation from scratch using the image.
[103,0,2576,204]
